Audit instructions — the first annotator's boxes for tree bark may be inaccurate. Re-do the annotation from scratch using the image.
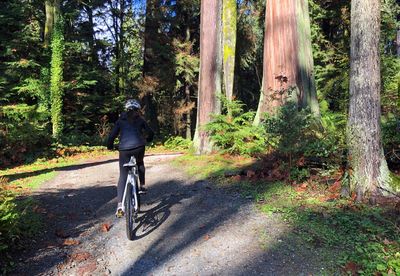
[142,0,161,134]
[50,2,64,140]
[254,0,319,125]
[397,29,400,58]
[222,0,237,101]
[193,0,222,154]
[347,0,394,200]
[44,0,54,48]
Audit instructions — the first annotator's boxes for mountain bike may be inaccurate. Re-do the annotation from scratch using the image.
[122,155,141,240]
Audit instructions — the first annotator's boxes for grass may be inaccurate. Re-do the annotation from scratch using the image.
[173,153,400,275]
[0,145,116,272]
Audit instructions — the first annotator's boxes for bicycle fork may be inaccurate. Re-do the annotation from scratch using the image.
[121,173,139,214]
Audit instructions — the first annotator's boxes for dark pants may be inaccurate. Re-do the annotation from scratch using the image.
[117,146,145,203]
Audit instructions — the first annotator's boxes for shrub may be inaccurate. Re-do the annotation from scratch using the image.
[264,102,347,172]
[206,97,267,156]
[0,104,51,167]
[164,136,192,151]
[0,177,41,270]
[382,116,400,169]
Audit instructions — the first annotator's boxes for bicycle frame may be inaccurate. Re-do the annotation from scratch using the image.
[122,156,140,213]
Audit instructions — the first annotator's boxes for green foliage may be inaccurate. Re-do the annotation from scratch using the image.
[206,97,266,156]
[240,179,400,275]
[164,136,192,151]
[265,102,316,159]
[50,16,65,140]
[0,104,51,167]
[382,116,400,167]
[264,102,347,171]
[173,39,199,91]
[0,179,41,269]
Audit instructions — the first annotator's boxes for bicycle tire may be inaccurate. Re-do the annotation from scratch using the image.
[134,175,141,213]
[125,178,135,240]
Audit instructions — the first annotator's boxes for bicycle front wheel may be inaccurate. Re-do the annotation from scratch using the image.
[125,179,135,240]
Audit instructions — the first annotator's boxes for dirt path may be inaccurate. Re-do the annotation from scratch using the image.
[12,155,329,276]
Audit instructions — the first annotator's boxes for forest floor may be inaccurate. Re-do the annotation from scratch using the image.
[9,154,332,276]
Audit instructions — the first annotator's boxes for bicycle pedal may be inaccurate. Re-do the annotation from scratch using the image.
[116,209,125,218]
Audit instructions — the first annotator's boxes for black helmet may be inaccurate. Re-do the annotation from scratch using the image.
[125,99,141,111]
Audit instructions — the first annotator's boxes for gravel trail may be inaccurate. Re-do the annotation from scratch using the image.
[12,154,329,276]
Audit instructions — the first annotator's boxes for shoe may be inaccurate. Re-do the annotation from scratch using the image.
[115,203,124,218]
[139,186,147,194]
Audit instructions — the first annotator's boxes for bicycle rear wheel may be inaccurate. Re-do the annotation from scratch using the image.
[125,179,135,240]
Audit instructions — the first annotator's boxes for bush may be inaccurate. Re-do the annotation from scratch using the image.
[164,136,192,151]
[206,97,267,156]
[382,116,400,169]
[0,104,51,167]
[264,102,347,172]
[0,177,41,270]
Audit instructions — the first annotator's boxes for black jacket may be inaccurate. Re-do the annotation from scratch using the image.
[107,113,154,151]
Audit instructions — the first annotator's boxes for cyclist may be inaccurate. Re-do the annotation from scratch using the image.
[107,99,154,217]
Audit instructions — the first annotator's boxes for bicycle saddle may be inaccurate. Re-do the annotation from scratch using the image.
[123,156,137,167]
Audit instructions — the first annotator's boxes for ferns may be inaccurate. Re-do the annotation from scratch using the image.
[206,97,266,156]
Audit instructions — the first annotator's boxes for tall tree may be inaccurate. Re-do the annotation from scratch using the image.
[50,0,64,140]
[193,0,222,154]
[347,0,394,200]
[222,0,237,101]
[44,0,54,48]
[254,0,319,125]
[142,0,162,134]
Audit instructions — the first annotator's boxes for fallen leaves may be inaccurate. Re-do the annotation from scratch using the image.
[70,252,92,263]
[77,261,97,276]
[101,223,111,232]
[63,239,80,246]
[295,183,308,193]
[342,261,360,276]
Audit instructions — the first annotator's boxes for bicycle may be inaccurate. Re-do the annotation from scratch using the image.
[121,155,142,240]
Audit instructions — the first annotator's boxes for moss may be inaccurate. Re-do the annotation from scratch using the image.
[50,16,64,140]
[389,172,400,190]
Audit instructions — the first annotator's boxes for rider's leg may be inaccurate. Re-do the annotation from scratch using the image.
[132,146,146,187]
[117,150,131,204]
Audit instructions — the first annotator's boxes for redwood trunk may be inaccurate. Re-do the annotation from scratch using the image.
[193,0,222,154]
[254,0,319,124]
[347,0,392,199]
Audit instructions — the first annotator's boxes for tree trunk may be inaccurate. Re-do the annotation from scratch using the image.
[193,0,222,154]
[50,2,64,140]
[185,25,192,140]
[222,0,237,101]
[397,29,400,58]
[84,4,97,63]
[254,0,319,125]
[44,0,54,48]
[142,0,161,134]
[53,0,61,25]
[347,0,394,200]
[296,0,319,114]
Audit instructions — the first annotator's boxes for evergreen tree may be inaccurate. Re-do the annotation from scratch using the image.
[347,0,396,200]
[193,0,222,154]
[254,0,319,124]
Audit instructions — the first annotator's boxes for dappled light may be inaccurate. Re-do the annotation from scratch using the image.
[1,0,399,274]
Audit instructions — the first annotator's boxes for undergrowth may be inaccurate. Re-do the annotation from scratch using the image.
[0,177,42,273]
[174,153,400,275]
